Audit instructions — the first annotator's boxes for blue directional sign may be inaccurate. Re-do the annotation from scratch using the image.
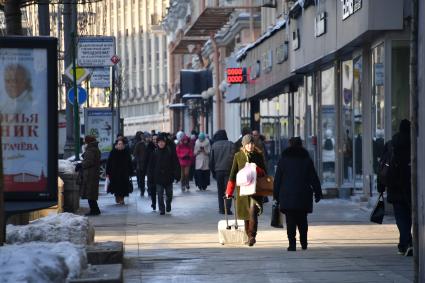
[68,86,87,105]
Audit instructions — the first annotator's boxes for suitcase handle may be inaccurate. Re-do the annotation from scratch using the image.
[223,195,239,230]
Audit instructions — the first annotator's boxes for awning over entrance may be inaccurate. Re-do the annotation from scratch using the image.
[182,94,203,99]
[167,103,187,109]
[185,7,234,37]
[171,36,209,54]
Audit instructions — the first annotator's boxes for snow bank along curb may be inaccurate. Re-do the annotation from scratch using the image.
[0,242,87,283]
[6,213,95,245]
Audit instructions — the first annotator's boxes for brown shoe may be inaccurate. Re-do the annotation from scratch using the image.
[248,238,256,247]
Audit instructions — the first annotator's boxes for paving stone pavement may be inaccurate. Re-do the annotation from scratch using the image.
[81,179,413,283]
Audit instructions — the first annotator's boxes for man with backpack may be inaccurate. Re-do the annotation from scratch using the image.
[377,119,412,256]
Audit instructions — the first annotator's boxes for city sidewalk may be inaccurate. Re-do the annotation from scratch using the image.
[81,179,413,283]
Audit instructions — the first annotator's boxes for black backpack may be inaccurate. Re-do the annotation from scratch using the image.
[324,138,333,150]
[378,141,398,187]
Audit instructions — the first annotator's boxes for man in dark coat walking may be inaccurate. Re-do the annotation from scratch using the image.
[145,133,158,210]
[210,130,235,214]
[274,137,322,251]
[378,119,412,256]
[80,135,101,216]
[133,131,147,197]
[147,134,180,215]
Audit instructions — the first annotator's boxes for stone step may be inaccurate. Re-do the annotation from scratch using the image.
[86,241,124,265]
[69,264,123,283]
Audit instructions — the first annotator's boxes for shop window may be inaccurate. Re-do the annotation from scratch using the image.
[353,56,363,186]
[305,76,316,157]
[279,93,291,143]
[391,41,410,134]
[341,60,354,186]
[321,67,336,186]
[294,87,305,139]
[240,102,250,131]
[372,43,385,176]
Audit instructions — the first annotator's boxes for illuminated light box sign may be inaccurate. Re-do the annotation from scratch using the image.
[226,67,246,84]
[0,36,58,202]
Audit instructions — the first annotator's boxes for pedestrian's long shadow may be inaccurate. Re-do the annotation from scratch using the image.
[123,245,414,283]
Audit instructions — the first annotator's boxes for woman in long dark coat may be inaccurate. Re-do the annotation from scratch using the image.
[225,134,267,246]
[274,137,322,251]
[106,139,133,205]
[80,135,101,216]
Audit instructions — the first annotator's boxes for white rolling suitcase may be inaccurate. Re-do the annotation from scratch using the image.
[218,197,248,245]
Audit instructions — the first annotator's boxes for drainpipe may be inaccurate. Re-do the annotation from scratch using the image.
[249,0,255,42]
[168,49,174,131]
[211,35,223,130]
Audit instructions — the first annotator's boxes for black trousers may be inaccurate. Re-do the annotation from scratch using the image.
[285,211,308,247]
[136,170,146,194]
[88,199,100,213]
[156,184,173,213]
[393,202,412,251]
[148,181,157,208]
[216,171,232,213]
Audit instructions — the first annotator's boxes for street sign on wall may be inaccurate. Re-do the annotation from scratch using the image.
[90,67,111,88]
[77,36,116,67]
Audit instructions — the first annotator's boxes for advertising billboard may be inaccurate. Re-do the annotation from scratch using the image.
[84,108,119,154]
[0,37,58,201]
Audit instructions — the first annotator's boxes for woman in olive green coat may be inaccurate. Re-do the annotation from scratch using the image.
[226,134,267,246]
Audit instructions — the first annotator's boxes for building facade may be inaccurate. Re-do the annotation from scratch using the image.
[163,0,264,140]
[236,0,411,198]
[417,0,424,277]
[24,1,170,134]
[88,0,170,134]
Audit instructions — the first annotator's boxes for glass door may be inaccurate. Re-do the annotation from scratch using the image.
[320,67,336,187]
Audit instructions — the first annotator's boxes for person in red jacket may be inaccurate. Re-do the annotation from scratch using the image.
[176,135,194,192]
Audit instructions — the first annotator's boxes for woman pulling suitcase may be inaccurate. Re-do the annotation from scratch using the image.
[225,134,267,246]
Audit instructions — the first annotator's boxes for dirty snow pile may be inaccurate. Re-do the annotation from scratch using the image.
[6,212,95,245]
[0,241,87,283]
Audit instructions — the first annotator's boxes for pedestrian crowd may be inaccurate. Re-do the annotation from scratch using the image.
[76,120,413,255]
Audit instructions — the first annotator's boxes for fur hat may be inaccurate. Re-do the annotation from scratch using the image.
[84,135,96,144]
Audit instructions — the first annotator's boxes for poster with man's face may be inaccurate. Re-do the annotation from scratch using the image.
[0,48,48,193]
